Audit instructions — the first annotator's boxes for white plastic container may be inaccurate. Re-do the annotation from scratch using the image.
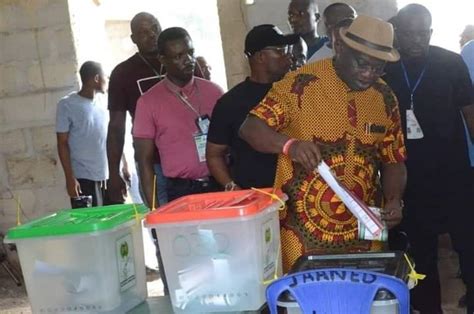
[5,204,148,313]
[146,189,287,313]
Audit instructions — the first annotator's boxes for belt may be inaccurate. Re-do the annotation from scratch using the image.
[168,177,211,187]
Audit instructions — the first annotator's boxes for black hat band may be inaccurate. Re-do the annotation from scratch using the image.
[345,32,393,53]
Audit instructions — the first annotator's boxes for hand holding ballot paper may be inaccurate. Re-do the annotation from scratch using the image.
[317,161,387,241]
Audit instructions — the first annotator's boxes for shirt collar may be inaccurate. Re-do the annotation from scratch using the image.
[327,59,352,93]
[164,75,196,96]
[462,40,474,51]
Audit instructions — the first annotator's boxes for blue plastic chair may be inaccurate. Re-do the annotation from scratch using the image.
[266,268,410,314]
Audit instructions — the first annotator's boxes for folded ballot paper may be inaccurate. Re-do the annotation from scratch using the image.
[317,161,384,238]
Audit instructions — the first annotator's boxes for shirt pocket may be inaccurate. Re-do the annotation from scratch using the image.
[362,122,387,145]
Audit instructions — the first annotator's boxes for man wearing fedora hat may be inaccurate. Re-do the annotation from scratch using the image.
[383,4,474,314]
[240,15,407,272]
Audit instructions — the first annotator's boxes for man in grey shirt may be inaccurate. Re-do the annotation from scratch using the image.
[56,61,109,207]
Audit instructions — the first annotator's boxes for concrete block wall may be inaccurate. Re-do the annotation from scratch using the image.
[218,0,397,89]
[0,0,77,234]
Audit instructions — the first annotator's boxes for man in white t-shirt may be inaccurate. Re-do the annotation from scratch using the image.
[56,61,109,207]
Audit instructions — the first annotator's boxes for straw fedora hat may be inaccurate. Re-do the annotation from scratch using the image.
[339,15,400,62]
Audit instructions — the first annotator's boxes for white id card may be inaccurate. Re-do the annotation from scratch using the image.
[406,109,424,139]
[194,134,207,162]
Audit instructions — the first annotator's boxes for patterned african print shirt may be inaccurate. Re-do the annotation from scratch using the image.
[250,58,406,271]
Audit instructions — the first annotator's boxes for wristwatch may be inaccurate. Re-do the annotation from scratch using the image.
[225,181,237,191]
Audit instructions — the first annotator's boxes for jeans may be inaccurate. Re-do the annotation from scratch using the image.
[153,163,168,205]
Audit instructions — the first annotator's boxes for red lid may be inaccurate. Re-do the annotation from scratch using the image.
[146,188,285,224]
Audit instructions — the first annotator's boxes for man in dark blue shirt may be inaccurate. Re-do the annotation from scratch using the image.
[383,4,474,314]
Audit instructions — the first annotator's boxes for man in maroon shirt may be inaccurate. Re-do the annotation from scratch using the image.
[106,12,167,205]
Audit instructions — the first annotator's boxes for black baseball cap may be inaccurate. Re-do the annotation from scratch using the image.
[244,24,300,56]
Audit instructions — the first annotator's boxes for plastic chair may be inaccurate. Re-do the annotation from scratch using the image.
[266,268,409,314]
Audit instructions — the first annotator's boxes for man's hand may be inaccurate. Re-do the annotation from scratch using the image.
[121,165,131,188]
[66,177,81,198]
[380,199,403,229]
[288,140,322,171]
[107,111,127,204]
[107,174,127,203]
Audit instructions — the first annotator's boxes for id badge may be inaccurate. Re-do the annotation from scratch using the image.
[194,133,207,162]
[196,115,210,134]
[406,109,424,139]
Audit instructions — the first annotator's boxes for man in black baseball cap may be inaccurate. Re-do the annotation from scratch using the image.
[206,24,295,192]
[244,24,300,57]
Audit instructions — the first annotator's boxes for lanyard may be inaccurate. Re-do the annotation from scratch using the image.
[400,59,427,110]
[173,82,202,118]
[137,53,162,77]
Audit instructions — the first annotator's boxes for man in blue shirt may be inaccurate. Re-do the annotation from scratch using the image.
[56,61,109,207]
[461,25,474,82]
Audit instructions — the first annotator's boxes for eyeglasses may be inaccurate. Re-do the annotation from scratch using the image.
[352,56,386,76]
[261,46,290,55]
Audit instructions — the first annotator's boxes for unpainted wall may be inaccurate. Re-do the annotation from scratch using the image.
[0,0,77,233]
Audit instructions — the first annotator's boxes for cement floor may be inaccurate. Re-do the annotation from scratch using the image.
[0,234,466,314]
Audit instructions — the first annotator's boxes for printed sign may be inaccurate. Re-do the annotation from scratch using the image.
[262,219,277,281]
[116,233,136,292]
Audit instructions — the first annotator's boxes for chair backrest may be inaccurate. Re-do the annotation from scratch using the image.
[266,268,409,314]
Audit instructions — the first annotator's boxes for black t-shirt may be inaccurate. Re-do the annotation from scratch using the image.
[108,53,164,162]
[207,78,277,188]
[108,53,163,120]
[383,46,474,198]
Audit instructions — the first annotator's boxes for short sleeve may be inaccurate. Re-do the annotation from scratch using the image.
[249,82,290,131]
[461,41,474,84]
[108,66,127,112]
[453,53,474,108]
[379,90,407,164]
[207,97,233,145]
[55,100,70,133]
[132,95,156,139]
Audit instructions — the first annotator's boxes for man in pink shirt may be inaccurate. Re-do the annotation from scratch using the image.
[133,27,224,207]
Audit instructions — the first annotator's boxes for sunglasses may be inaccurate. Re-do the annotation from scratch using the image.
[260,46,290,55]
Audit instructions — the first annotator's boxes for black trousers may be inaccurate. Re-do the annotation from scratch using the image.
[166,177,221,202]
[401,196,474,314]
[70,179,107,208]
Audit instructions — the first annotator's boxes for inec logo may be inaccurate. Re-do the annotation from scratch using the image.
[120,242,129,258]
[265,227,271,243]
